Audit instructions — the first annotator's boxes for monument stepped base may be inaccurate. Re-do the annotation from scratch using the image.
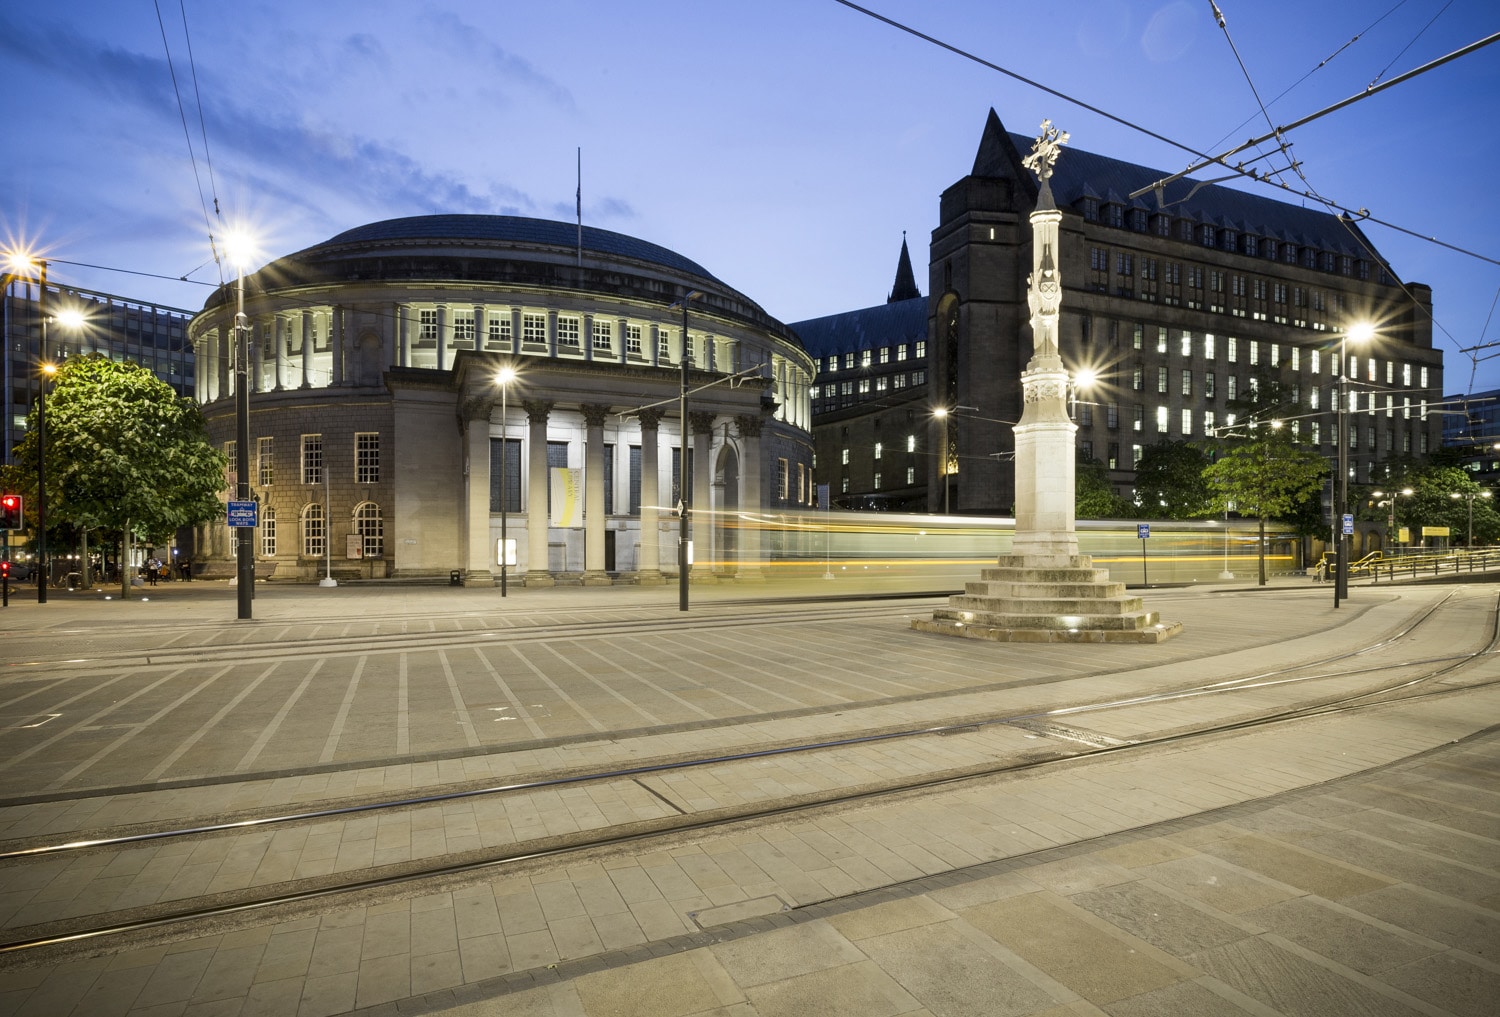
[910,554,1183,644]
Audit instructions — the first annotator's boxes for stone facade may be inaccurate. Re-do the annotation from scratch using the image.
[191,216,815,584]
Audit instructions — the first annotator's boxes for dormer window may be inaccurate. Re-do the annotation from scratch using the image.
[1199,225,1217,247]
[1153,214,1171,237]
[1106,204,1124,228]
[1081,197,1100,222]
[1221,230,1236,252]
[1128,209,1147,232]
[1241,234,1258,256]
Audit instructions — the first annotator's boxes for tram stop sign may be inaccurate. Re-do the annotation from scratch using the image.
[1342,513,1354,536]
[1137,523,1150,539]
[227,501,259,528]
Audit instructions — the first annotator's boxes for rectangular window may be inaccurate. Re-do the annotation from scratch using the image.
[906,466,915,485]
[1180,332,1192,357]
[1107,404,1119,429]
[557,316,581,349]
[522,313,546,346]
[452,312,475,347]
[546,440,569,512]
[1132,324,1144,350]
[489,438,522,513]
[915,340,926,358]
[628,445,642,515]
[302,434,323,485]
[1227,376,1238,400]
[1227,336,1237,363]
[1203,334,1215,359]
[1157,406,1168,433]
[626,324,643,356]
[1205,372,1215,398]
[260,508,276,558]
[1133,367,1144,391]
[592,319,612,351]
[603,443,615,515]
[906,434,916,453]
[1249,340,1259,366]
[419,309,438,342]
[879,346,890,364]
[355,432,380,484]
[1156,327,1168,354]
[841,448,849,466]
[303,506,325,559]
[778,458,789,499]
[896,343,908,361]
[873,472,882,490]
[658,327,672,361]
[873,442,883,460]
[1133,405,1144,432]
[257,436,274,487]
[1132,444,1144,466]
[1181,369,1192,396]
[488,312,511,348]
[1181,409,1192,435]
[1157,367,1168,394]
[844,352,855,369]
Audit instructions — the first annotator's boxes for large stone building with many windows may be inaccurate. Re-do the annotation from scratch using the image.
[803,110,1445,514]
[190,216,816,583]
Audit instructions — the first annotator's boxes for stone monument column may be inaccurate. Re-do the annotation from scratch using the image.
[636,408,666,584]
[735,412,766,581]
[1012,122,1078,564]
[523,400,555,587]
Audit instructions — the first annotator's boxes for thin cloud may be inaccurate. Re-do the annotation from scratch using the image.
[421,9,577,112]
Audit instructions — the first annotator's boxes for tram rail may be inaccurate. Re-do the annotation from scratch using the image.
[0,589,1493,959]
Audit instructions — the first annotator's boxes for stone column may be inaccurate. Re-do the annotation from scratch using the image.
[636,408,666,584]
[216,311,231,400]
[523,400,556,587]
[735,413,766,580]
[649,324,661,367]
[546,309,558,358]
[462,399,495,585]
[397,303,410,367]
[473,303,486,351]
[331,305,346,387]
[300,311,314,388]
[583,313,595,363]
[618,317,629,364]
[510,309,522,355]
[581,403,611,585]
[273,315,287,390]
[690,410,716,580]
[435,304,449,371]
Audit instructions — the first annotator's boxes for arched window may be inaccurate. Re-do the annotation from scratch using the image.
[354,502,384,559]
[302,503,325,558]
[260,507,276,558]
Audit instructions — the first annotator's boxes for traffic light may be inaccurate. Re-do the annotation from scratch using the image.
[0,494,21,530]
[0,561,9,579]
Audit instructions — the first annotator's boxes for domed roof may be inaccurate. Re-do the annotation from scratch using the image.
[302,214,718,281]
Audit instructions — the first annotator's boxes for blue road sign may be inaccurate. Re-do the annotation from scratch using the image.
[227,501,258,528]
[1137,523,1150,539]
[1342,513,1354,535]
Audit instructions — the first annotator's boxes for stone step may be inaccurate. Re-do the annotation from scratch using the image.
[977,567,1113,584]
[947,595,1144,616]
[910,616,1182,644]
[964,580,1128,600]
[931,607,1161,630]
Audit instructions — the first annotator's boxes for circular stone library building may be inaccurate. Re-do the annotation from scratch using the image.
[190,215,816,585]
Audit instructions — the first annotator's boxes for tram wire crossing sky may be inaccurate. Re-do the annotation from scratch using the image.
[3,1,1498,394]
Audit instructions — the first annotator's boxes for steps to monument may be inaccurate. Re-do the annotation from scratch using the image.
[964,581,1129,600]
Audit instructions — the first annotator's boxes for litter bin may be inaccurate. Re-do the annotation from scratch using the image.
[450,569,462,586]
[66,572,81,591]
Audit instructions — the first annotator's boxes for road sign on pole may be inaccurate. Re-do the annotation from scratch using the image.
[227,501,258,528]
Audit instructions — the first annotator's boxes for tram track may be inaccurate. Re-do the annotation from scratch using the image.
[0,588,1493,960]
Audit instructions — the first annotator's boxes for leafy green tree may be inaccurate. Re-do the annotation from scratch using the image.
[1203,427,1328,585]
[1366,461,1500,548]
[1132,440,1214,518]
[0,355,226,598]
[1075,452,1132,519]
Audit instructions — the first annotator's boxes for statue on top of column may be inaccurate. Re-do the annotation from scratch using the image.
[1021,119,1069,183]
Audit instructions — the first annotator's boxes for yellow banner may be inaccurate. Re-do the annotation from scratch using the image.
[550,468,582,527]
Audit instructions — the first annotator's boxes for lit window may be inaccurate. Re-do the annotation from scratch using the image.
[258,436,274,487]
[522,313,546,346]
[626,325,643,356]
[260,507,276,558]
[355,502,384,558]
[906,434,916,453]
[557,316,581,348]
[841,448,849,466]
[356,432,380,484]
[874,442,883,460]
[302,503,325,558]
[592,319,612,351]
[301,434,323,485]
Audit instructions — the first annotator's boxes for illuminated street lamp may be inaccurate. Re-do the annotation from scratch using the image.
[495,365,517,596]
[4,252,52,603]
[1450,489,1491,548]
[931,405,977,514]
[1334,321,1373,608]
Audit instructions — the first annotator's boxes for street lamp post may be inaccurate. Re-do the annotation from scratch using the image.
[668,290,702,613]
[1373,487,1414,553]
[232,250,254,618]
[496,366,517,596]
[1334,322,1373,608]
[5,254,51,603]
[1450,489,1491,548]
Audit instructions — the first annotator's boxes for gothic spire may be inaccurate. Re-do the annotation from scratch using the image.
[887,231,920,303]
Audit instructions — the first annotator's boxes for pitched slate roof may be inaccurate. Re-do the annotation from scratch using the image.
[978,111,1378,260]
[303,214,719,281]
[789,295,927,360]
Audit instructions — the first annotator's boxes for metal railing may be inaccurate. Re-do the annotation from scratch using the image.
[1367,548,1500,582]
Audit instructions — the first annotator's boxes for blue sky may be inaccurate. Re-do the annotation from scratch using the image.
[4,1,1498,391]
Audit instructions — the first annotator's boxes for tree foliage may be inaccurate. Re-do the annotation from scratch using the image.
[1203,427,1328,583]
[1362,461,1500,546]
[1,356,226,594]
[1075,452,1132,519]
[1132,440,1214,519]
